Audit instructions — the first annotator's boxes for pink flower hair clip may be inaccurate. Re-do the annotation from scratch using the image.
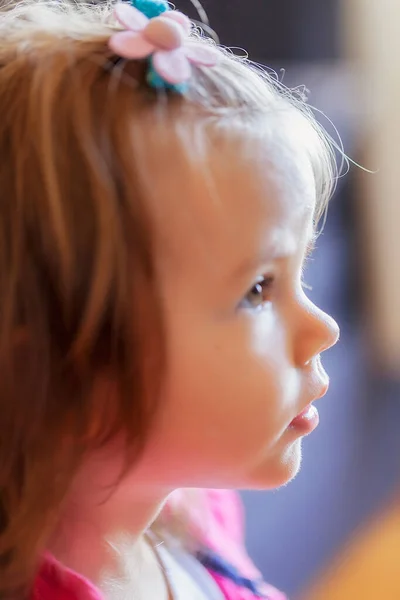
[109,2,220,91]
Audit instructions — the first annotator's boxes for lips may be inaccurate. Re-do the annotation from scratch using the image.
[295,404,314,420]
[289,403,320,432]
[292,369,329,423]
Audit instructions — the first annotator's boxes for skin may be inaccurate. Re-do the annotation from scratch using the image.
[51,121,339,597]
[138,124,340,490]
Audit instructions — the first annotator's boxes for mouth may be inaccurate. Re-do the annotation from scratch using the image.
[289,403,319,433]
[288,377,329,435]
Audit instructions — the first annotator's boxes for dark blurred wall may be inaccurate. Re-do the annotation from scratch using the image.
[180,0,340,61]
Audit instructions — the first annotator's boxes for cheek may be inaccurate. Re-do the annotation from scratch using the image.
[160,318,293,459]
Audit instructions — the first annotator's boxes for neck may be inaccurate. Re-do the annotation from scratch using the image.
[48,456,172,592]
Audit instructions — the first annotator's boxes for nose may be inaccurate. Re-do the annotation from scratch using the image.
[293,298,340,367]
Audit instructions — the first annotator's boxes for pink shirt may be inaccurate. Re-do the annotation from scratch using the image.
[32,490,286,600]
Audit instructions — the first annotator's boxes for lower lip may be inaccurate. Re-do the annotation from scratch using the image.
[289,404,319,434]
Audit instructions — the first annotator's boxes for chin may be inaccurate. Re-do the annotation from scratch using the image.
[246,439,303,490]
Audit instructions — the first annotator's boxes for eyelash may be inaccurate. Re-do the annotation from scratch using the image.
[240,275,275,310]
[239,257,313,311]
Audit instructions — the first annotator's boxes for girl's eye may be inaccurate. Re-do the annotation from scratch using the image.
[240,275,275,310]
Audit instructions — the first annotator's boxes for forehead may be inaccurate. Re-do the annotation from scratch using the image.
[144,120,316,276]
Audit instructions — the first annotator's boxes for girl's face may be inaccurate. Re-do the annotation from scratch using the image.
[135,126,339,491]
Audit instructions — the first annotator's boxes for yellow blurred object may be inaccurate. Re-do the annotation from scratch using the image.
[302,501,400,600]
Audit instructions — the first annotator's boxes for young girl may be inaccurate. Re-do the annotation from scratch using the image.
[0,0,340,598]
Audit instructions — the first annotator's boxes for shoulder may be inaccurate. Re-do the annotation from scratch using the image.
[192,489,287,600]
[32,554,101,600]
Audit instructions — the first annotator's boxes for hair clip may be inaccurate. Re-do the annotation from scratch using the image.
[109,0,219,92]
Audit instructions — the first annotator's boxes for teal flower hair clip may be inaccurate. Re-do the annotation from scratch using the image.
[109,0,219,93]
[132,0,169,19]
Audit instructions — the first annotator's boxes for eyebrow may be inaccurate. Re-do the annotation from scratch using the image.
[233,232,317,280]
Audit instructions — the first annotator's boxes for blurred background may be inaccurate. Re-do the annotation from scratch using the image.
[179,0,400,598]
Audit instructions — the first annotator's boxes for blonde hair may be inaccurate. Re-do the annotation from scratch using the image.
[0,1,337,597]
